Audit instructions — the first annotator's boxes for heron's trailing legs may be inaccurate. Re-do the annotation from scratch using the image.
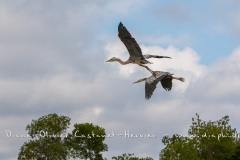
[137,63,157,78]
[167,76,185,82]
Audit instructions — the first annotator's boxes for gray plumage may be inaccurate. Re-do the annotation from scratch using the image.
[106,22,171,77]
[133,71,185,99]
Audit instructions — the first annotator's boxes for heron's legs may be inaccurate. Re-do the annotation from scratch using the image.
[172,77,185,82]
[166,76,185,82]
[136,63,157,78]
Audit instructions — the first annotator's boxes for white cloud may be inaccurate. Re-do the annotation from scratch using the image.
[105,42,206,92]
[103,44,240,159]
[186,47,240,104]
[1,0,240,159]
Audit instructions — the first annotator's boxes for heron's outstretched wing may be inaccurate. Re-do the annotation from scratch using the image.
[145,72,167,99]
[118,22,143,58]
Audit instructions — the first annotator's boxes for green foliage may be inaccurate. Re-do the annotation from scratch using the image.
[18,113,107,160]
[112,153,153,160]
[232,145,240,160]
[160,113,240,160]
[18,113,70,160]
[26,113,70,139]
[66,123,108,160]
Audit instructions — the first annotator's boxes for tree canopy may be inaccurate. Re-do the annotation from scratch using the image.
[160,113,240,160]
[18,113,107,160]
[66,123,108,160]
[18,113,240,159]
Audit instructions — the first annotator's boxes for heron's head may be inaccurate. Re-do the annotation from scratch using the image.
[106,57,118,62]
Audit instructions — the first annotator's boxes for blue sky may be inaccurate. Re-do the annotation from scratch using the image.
[105,0,240,64]
[0,0,240,159]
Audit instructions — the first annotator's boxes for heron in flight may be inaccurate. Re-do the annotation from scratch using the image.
[133,71,185,99]
[106,22,171,77]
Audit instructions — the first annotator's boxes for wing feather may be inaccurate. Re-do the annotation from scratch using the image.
[144,72,167,99]
[118,22,143,58]
[161,77,173,91]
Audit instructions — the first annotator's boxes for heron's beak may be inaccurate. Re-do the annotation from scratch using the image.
[106,59,111,62]
[165,56,171,59]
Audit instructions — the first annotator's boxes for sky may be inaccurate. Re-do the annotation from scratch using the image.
[0,0,240,159]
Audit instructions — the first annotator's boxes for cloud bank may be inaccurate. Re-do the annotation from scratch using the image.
[0,1,239,159]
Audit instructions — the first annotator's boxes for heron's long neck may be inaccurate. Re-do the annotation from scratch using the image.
[133,78,147,84]
[115,58,129,65]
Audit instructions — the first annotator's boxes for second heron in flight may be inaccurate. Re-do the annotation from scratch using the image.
[133,71,185,99]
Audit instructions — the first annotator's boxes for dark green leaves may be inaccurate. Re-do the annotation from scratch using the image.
[18,113,107,160]
[160,113,240,160]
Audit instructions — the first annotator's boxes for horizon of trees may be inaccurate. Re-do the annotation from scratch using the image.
[17,113,240,159]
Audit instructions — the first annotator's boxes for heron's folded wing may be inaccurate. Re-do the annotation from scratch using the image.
[161,77,173,91]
